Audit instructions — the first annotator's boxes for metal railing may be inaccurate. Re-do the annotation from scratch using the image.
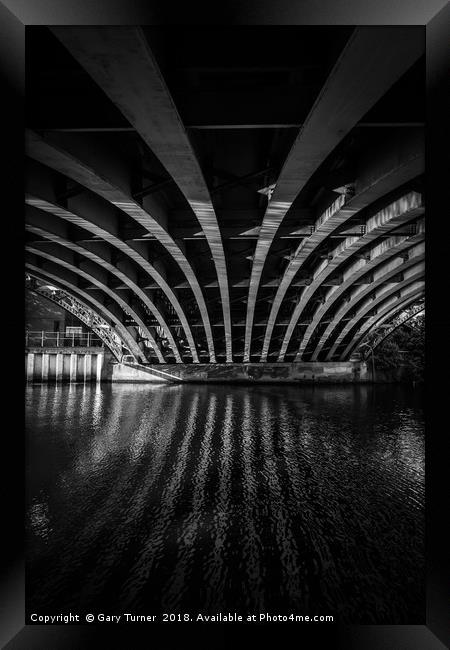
[25,330,105,349]
[26,279,126,361]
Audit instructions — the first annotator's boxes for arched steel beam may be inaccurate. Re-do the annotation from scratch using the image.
[260,132,424,361]
[25,262,145,363]
[327,268,424,360]
[26,247,158,363]
[25,210,182,362]
[25,129,216,361]
[27,278,124,361]
[51,26,233,362]
[25,189,199,362]
[309,234,425,360]
[25,245,164,363]
[243,27,424,361]
[343,287,425,361]
[278,191,424,361]
[359,302,424,358]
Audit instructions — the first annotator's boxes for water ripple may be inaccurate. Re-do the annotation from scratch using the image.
[26,383,424,622]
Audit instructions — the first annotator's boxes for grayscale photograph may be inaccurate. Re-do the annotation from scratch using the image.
[2,3,446,648]
[24,24,425,623]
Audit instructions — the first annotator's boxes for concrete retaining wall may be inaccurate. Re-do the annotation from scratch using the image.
[110,362,172,383]
[107,361,369,383]
[26,353,370,384]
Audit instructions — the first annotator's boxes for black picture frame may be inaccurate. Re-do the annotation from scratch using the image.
[1,1,448,648]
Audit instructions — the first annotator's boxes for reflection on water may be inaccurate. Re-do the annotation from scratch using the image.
[26,383,424,623]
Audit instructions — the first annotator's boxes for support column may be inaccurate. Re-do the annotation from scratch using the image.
[26,353,34,382]
[70,353,78,383]
[41,354,49,382]
[55,353,63,382]
[84,354,92,382]
[96,354,103,383]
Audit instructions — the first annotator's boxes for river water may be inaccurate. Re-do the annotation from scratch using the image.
[26,383,424,623]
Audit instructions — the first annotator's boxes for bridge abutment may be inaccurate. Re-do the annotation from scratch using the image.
[107,360,370,384]
[25,351,370,384]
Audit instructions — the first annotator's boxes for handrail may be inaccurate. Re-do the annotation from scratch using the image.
[26,280,126,361]
[25,330,105,349]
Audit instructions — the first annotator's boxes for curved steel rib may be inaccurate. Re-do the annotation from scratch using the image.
[25,215,182,362]
[342,285,425,360]
[359,302,425,358]
[278,192,424,361]
[28,279,124,361]
[328,269,425,360]
[26,129,215,361]
[260,132,424,361]
[26,245,162,362]
[309,234,425,360]
[25,191,198,362]
[52,26,232,360]
[244,27,424,361]
[25,263,145,363]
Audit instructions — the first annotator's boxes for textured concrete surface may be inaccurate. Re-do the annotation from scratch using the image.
[108,361,369,383]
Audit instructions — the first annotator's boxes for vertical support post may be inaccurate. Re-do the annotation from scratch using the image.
[56,331,60,347]
[70,353,77,383]
[41,354,49,382]
[25,331,29,347]
[72,332,75,347]
[41,330,44,347]
[26,353,34,382]
[87,332,91,347]
[96,353,103,383]
[84,354,92,382]
[55,353,63,382]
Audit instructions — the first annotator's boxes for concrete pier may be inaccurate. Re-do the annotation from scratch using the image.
[26,353,34,382]
[55,352,63,381]
[83,353,92,382]
[25,348,105,383]
[41,353,49,381]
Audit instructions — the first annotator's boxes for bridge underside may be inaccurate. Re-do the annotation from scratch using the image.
[25,26,425,364]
